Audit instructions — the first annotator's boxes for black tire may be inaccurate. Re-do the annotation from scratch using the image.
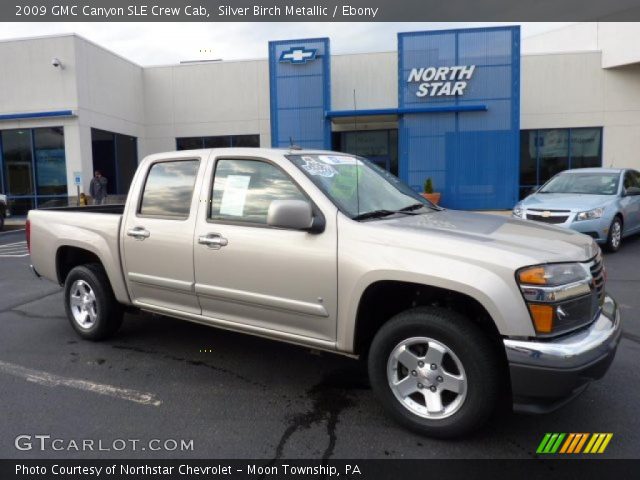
[63,263,123,340]
[0,214,4,232]
[368,307,502,438]
[604,216,623,253]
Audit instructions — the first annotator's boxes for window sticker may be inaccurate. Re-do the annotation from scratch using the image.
[300,156,338,178]
[317,155,360,165]
[219,175,251,216]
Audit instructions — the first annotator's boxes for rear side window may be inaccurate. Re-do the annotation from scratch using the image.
[139,160,199,218]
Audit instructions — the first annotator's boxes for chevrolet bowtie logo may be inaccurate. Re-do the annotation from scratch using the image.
[279,47,317,64]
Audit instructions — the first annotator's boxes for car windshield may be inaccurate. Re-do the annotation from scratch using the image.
[538,172,620,195]
[287,154,436,219]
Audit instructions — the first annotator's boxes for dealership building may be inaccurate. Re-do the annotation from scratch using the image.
[1,22,640,215]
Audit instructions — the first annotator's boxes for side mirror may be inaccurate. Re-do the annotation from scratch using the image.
[624,186,640,196]
[267,200,315,231]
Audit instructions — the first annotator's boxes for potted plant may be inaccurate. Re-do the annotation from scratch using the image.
[422,177,441,205]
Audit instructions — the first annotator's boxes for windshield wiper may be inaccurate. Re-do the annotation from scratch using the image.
[352,208,421,221]
[399,202,441,212]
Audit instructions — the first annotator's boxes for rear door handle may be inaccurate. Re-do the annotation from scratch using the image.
[198,233,228,249]
[127,227,150,240]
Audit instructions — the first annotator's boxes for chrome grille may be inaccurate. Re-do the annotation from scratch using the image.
[590,254,606,305]
[526,213,569,224]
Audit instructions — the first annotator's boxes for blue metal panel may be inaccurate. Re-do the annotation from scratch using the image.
[398,26,520,210]
[269,38,330,149]
[325,104,487,118]
[0,110,74,121]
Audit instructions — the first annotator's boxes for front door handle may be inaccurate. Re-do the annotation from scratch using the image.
[126,227,150,240]
[198,233,228,249]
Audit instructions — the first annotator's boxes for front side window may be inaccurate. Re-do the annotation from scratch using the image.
[539,172,620,196]
[139,160,199,217]
[623,170,640,190]
[287,154,431,219]
[210,159,306,225]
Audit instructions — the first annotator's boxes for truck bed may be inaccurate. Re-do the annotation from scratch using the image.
[28,206,130,304]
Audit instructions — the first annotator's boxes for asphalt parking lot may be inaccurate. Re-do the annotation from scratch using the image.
[0,226,638,459]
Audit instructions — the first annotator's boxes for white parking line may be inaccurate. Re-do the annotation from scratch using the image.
[0,240,27,246]
[0,228,25,235]
[0,360,162,406]
[0,240,28,257]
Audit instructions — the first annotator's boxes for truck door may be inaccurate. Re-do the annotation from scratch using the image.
[122,156,205,314]
[193,156,338,342]
[622,170,640,233]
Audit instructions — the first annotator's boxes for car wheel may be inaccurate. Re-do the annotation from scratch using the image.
[0,214,4,231]
[64,263,124,340]
[368,307,501,438]
[605,216,623,253]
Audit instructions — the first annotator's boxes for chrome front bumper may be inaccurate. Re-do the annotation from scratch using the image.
[504,295,621,413]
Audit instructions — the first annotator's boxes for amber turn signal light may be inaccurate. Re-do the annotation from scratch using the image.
[528,304,554,333]
[518,266,547,285]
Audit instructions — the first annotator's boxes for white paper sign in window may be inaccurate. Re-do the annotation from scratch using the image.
[219,175,251,216]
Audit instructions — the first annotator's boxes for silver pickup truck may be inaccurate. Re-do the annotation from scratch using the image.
[27,148,621,438]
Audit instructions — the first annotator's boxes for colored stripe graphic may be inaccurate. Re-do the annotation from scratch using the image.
[537,433,565,453]
[538,433,613,454]
[573,433,589,453]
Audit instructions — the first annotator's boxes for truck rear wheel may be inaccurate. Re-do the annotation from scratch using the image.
[368,307,501,438]
[64,263,123,340]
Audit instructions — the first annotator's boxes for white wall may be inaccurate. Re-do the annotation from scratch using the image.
[0,35,84,197]
[522,23,599,56]
[331,52,397,111]
[140,59,271,158]
[524,22,640,70]
[0,35,78,115]
[522,50,640,169]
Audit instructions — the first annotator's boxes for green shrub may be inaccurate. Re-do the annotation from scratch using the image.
[424,178,434,194]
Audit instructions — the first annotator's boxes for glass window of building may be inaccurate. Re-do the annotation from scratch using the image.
[176,134,260,151]
[0,126,68,214]
[34,127,67,196]
[91,128,138,196]
[332,130,399,176]
[519,127,602,199]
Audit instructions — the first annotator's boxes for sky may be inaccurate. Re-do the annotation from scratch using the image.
[0,22,574,65]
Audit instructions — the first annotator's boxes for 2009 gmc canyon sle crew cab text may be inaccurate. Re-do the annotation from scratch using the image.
[27,148,621,437]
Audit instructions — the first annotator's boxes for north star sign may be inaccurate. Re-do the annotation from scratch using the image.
[407,65,476,98]
[279,47,317,64]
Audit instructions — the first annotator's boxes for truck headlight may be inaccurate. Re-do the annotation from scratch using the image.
[512,204,524,218]
[575,207,604,222]
[518,263,589,286]
[517,263,594,335]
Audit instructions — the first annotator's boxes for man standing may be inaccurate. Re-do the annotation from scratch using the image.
[89,170,108,205]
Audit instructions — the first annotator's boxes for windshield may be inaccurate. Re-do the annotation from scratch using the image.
[287,154,435,219]
[539,172,620,195]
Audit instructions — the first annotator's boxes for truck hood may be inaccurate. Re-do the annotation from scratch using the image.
[372,209,598,265]
[521,193,615,211]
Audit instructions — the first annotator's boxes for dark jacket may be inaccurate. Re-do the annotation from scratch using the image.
[89,176,108,200]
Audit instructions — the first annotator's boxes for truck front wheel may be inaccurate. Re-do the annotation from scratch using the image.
[64,264,123,340]
[368,307,501,438]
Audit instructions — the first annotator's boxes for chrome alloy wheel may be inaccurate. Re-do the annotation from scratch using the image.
[387,337,467,419]
[69,279,98,329]
[611,220,622,249]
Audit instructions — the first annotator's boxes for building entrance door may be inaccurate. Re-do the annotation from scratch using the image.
[332,129,398,176]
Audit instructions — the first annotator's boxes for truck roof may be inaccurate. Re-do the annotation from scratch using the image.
[143,147,343,161]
